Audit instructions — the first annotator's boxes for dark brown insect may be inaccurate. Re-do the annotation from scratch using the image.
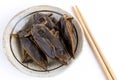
[12,30,48,70]
[33,13,56,30]
[31,24,70,64]
[58,14,76,58]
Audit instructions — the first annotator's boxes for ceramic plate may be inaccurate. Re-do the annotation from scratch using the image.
[3,5,83,77]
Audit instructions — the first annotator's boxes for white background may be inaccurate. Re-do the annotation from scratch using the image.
[0,0,120,80]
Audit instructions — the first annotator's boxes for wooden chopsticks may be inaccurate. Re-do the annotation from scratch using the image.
[72,6,116,80]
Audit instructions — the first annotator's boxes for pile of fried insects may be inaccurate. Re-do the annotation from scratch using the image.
[12,13,78,70]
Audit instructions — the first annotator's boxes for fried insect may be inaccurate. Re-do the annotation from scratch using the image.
[58,14,76,58]
[33,13,56,30]
[13,30,48,70]
[31,24,70,64]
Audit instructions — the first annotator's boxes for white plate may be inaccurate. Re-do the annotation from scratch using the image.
[3,5,83,77]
